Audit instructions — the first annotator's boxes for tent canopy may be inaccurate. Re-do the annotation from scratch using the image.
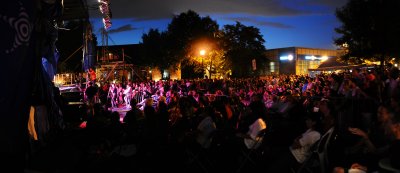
[309,57,364,71]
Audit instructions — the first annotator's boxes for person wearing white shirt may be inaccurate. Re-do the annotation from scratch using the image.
[244,118,267,149]
[268,112,322,173]
[124,84,132,108]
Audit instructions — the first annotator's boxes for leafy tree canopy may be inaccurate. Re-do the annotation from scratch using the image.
[166,10,219,64]
[139,11,267,78]
[222,22,266,77]
[335,0,400,64]
[140,29,169,70]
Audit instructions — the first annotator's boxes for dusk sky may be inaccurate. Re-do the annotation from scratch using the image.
[88,0,348,50]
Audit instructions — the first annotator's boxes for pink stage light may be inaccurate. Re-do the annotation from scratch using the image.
[98,0,112,30]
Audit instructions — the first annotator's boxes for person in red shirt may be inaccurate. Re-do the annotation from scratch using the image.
[88,68,96,82]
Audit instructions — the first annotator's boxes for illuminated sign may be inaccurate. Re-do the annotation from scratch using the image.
[305,55,328,61]
[280,54,294,61]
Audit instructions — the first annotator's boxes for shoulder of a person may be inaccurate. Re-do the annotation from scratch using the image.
[309,130,321,136]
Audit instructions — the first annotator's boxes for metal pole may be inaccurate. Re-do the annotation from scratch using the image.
[202,56,204,78]
[210,58,212,79]
[122,48,125,82]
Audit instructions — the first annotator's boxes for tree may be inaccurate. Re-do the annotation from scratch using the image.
[139,11,269,79]
[140,29,169,73]
[221,22,266,78]
[206,48,230,79]
[180,58,203,79]
[165,10,219,78]
[188,48,229,79]
[139,10,221,79]
[334,0,400,66]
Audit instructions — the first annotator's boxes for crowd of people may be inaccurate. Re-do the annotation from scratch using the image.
[31,66,400,172]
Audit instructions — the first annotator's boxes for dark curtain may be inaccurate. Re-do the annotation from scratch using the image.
[0,0,36,171]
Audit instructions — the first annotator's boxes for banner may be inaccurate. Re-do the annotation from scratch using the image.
[0,0,35,170]
[252,59,257,70]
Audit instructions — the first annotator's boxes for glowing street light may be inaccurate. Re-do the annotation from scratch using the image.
[200,50,206,56]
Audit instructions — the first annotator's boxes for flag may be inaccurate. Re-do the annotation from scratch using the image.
[252,59,257,70]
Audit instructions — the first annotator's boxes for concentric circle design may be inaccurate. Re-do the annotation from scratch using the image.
[3,4,32,54]
[14,11,31,43]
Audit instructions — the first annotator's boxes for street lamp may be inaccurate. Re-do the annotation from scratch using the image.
[200,49,205,78]
[200,50,206,56]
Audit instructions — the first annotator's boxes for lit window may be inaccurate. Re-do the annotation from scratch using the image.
[270,62,275,72]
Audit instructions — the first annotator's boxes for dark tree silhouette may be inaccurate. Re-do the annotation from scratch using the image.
[222,22,266,78]
[334,0,400,66]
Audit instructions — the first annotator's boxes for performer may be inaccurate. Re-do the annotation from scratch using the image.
[117,83,124,106]
[124,83,133,108]
[108,83,118,108]
[88,68,96,83]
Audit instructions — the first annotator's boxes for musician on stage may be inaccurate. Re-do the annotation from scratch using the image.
[88,68,96,83]
[108,83,118,108]
[124,83,133,108]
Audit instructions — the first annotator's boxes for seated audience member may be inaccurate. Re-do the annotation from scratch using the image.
[290,112,322,164]
[267,112,322,173]
[195,107,217,149]
[333,105,397,173]
[334,113,400,173]
[236,98,267,149]
[384,113,400,170]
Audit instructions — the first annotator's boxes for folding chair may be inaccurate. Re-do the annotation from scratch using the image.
[185,130,218,173]
[316,127,335,173]
[293,143,319,173]
[379,158,400,173]
[184,115,219,172]
[236,128,268,173]
[295,127,335,173]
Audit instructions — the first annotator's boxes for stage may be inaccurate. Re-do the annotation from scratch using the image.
[109,106,131,121]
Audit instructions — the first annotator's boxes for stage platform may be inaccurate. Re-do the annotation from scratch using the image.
[109,106,131,121]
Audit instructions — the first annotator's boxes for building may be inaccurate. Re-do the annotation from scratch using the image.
[265,47,339,75]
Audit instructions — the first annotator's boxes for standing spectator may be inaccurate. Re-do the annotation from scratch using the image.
[123,98,144,143]
[156,96,169,145]
[85,82,98,105]
[144,98,157,146]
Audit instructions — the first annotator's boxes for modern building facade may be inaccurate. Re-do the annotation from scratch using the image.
[265,47,339,75]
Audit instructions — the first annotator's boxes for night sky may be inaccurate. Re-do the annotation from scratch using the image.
[88,0,348,49]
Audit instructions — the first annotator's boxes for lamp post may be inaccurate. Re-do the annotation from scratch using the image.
[200,50,205,78]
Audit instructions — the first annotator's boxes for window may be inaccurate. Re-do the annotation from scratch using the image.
[270,62,275,72]
[296,60,321,75]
